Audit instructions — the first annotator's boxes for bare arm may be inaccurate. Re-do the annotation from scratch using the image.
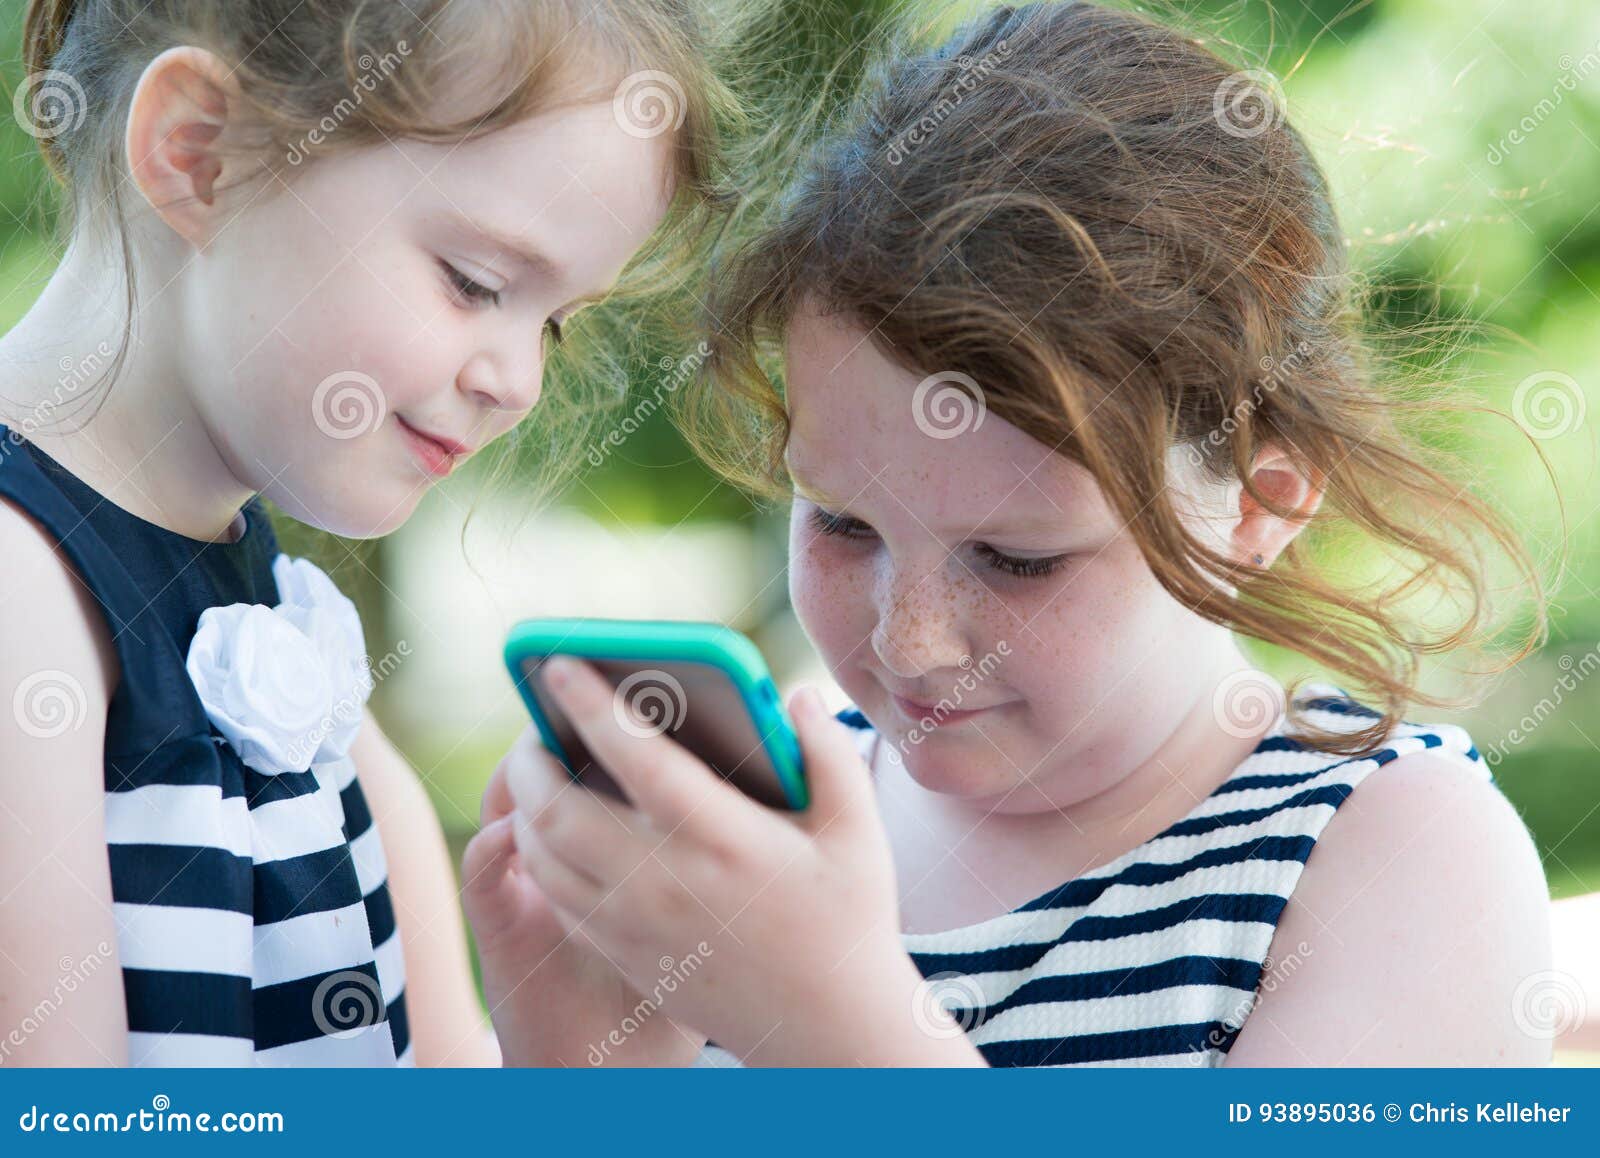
[348,708,499,1066]
[0,499,128,1065]
[1550,892,1600,1053]
[1226,750,1553,1066]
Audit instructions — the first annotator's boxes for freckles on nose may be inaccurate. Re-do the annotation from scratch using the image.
[875,568,983,669]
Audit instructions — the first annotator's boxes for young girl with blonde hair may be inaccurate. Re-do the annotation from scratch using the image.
[0,0,727,1066]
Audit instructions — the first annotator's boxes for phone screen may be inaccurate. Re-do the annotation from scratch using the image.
[520,658,793,809]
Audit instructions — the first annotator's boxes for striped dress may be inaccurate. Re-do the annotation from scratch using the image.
[698,692,1485,1067]
[0,425,411,1066]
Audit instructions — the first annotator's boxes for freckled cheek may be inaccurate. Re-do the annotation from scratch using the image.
[789,541,876,664]
[994,562,1148,690]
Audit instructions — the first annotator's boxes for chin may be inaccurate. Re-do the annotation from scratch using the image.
[886,729,1016,800]
[329,502,417,540]
[265,483,419,540]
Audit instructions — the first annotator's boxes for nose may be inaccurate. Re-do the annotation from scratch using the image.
[870,560,971,680]
[458,341,543,416]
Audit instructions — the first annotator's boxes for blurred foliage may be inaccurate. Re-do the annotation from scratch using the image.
[2,0,1599,893]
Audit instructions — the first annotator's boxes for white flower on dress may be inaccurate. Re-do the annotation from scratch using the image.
[185,554,373,776]
[273,554,374,763]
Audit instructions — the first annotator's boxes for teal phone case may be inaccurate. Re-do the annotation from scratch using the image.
[503,618,809,810]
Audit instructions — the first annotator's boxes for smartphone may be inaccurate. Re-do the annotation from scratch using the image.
[503,618,808,810]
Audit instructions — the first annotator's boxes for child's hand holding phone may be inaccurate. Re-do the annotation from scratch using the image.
[460,737,708,1067]
[499,655,985,1067]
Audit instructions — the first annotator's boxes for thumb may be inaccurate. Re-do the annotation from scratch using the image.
[789,686,878,833]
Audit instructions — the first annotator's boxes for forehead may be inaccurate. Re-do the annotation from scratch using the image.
[414,101,675,274]
[782,306,1112,526]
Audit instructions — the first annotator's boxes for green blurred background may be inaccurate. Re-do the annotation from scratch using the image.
[3,0,1597,1058]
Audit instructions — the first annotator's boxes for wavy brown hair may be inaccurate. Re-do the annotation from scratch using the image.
[684,1,1549,754]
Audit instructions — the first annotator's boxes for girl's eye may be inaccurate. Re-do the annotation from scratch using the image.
[974,543,1070,580]
[808,507,874,539]
[544,317,565,348]
[439,260,501,308]
[808,507,1067,579]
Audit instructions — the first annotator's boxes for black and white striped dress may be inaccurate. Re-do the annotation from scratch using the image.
[698,692,1485,1067]
[0,425,411,1066]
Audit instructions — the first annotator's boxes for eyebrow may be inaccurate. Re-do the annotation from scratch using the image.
[784,460,847,509]
[790,465,1089,541]
[466,219,563,278]
[453,217,609,308]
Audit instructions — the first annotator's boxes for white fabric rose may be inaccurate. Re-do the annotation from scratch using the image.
[273,554,374,763]
[185,554,373,776]
[272,555,365,661]
[186,603,334,776]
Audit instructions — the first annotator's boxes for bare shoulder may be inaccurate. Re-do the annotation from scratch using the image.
[1550,892,1600,1051]
[0,493,127,1062]
[1226,745,1553,1066]
[0,491,118,676]
[0,491,118,727]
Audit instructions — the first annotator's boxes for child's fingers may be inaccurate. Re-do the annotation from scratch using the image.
[481,765,512,828]
[539,657,752,837]
[503,734,663,885]
[529,787,665,889]
[503,736,582,825]
[788,686,878,835]
[461,814,517,892]
[512,815,605,919]
[459,816,525,938]
[482,726,540,827]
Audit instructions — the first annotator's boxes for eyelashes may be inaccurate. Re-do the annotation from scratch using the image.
[439,259,565,348]
[973,543,1067,579]
[438,259,502,307]
[806,506,1070,580]
[809,508,869,538]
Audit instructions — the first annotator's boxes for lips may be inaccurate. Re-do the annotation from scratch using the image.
[889,692,998,727]
[398,416,474,478]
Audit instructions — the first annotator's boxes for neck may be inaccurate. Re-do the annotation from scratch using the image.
[0,234,254,543]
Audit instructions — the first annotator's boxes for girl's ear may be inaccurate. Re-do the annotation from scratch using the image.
[124,47,240,248]
[1232,444,1324,567]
